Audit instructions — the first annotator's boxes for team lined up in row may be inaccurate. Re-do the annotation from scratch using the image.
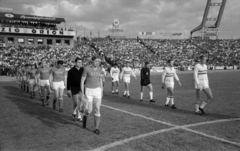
[16,54,213,135]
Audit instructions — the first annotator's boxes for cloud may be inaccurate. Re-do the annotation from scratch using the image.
[0,0,239,38]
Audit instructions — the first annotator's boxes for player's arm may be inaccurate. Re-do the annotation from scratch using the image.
[35,70,39,84]
[49,69,53,88]
[120,68,123,81]
[131,68,137,80]
[174,70,181,86]
[64,68,67,88]
[193,65,199,85]
[140,68,144,79]
[161,68,167,89]
[67,69,71,90]
[110,67,113,78]
[81,67,87,97]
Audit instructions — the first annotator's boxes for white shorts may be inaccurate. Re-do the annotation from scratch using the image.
[112,76,119,82]
[85,87,102,102]
[52,81,65,90]
[195,80,209,90]
[123,77,130,83]
[22,76,27,81]
[29,79,35,85]
[39,79,50,87]
[165,82,174,88]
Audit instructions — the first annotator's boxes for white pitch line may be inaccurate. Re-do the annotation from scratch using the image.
[182,127,240,147]
[91,126,181,151]
[14,86,240,150]
[101,104,176,127]
[183,118,240,128]
[91,104,240,151]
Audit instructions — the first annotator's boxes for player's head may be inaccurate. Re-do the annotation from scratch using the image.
[145,61,150,67]
[75,57,82,68]
[25,64,30,69]
[114,62,118,67]
[167,59,174,67]
[57,60,64,68]
[199,55,207,64]
[91,56,101,67]
[126,61,130,67]
[41,59,46,67]
[30,63,36,69]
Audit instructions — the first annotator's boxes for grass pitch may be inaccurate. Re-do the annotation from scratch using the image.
[0,70,240,151]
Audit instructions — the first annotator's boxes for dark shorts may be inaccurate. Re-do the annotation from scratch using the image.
[141,79,151,86]
[71,87,81,95]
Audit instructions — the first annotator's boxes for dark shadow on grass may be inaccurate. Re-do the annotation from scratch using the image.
[102,92,239,120]
[2,85,93,132]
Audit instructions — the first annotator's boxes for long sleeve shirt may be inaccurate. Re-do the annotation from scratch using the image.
[67,66,84,91]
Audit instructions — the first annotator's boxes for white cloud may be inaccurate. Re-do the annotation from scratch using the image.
[23,3,56,17]
[1,0,238,38]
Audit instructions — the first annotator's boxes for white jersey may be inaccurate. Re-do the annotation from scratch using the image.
[194,63,209,89]
[110,67,120,78]
[162,67,179,84]
[121,67,136,79]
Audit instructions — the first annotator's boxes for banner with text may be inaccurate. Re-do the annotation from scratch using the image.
[138,32,156,36]
[0,27,75,36]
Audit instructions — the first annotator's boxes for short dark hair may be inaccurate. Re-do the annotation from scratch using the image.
[199,55,205,60]
[57,60,64,65]
[145,61,149,65]
[91,56,97,61]
[75,57,82,63]
[167,59,173,64]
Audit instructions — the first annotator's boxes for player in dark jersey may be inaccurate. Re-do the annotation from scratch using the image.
[81,56,103,135]
[67,57,84,121]
[140,61,154,102]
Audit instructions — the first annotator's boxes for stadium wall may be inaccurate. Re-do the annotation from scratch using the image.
[0,33,74,48]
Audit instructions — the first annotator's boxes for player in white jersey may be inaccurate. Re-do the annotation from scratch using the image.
[110,63,120,94]
[120,62,137,98]
[194,55,213,115]
[162,59,182,109]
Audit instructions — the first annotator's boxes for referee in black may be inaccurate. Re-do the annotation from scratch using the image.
[67,57,84,121]
[140,61,155,102]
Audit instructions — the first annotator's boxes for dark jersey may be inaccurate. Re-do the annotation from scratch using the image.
[140,67,151,86]
[67,66,84,92]
[141,67,150,81]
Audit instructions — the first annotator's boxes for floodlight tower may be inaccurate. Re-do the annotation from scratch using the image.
[191,0,227,39]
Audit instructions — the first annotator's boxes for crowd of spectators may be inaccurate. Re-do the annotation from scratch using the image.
[1,38,240,75]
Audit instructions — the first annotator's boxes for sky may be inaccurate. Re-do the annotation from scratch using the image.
[0,0,240,39]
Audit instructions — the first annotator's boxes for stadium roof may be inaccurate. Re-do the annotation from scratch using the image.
[0,12,65,23]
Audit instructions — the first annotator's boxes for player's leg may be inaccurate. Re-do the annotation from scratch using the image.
[126,82,130,98]
[195,89,202,115]
[29,79,34,99]
[165,88,170,106]
[199,87,213,114]
[72,93,78,121]
[93,98,102,134]
[58,87,64,112]
[40,86,46,106]
[45,83,51,105]
[147,84,154,102]
[140,85,144,101]
[111,81,115,94]
[167,87,176,109]
[123,82,127,97]
[115,80,119,94]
